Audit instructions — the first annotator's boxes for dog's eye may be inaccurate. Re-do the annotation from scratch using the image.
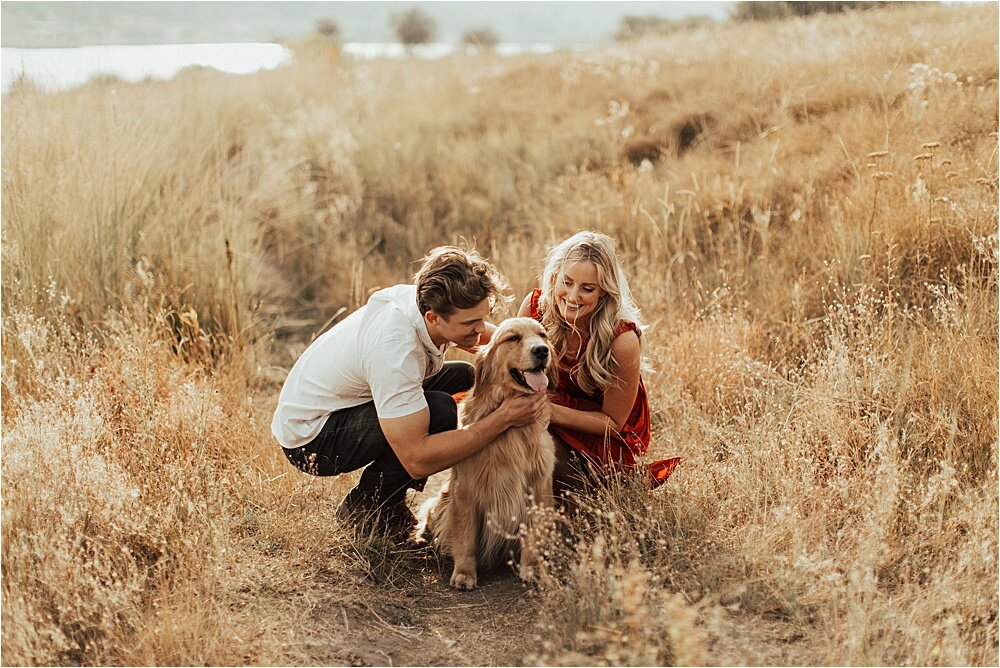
[505,335,522,343]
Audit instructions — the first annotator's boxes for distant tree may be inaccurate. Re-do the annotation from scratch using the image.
[785,1,893,16]
[391,8,436,50]
[615,14,710,41]
[732,1,893,22]
[461,27,499,52]
[315,18,340,41]
[731,2,790,21]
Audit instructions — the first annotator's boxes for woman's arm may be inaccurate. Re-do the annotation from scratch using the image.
[516,292,533,318]
[549,329,641,435]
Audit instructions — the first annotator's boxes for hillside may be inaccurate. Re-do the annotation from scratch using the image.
[2,2,997,665]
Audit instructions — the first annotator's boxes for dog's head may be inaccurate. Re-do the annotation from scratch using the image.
[474,318,552,396]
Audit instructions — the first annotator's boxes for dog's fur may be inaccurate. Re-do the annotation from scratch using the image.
[417,318,556,590]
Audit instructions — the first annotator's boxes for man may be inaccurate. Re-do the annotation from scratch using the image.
[271,246,547,538]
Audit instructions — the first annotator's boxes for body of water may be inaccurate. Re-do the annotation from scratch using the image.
[1,41,560,94]
[2,43,290,93]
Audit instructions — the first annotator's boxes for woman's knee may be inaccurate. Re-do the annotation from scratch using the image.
[425,391,459,434]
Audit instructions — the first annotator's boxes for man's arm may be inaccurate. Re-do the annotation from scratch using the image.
[380,392,547,478]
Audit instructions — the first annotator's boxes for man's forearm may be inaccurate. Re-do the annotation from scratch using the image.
[404,408,510,478]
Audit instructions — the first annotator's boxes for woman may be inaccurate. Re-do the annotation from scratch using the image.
[517,231,678,496]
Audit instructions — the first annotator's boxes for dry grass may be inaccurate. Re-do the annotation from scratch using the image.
[2,2,997,665]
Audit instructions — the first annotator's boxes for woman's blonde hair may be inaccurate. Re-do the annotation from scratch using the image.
[538,231,646,395]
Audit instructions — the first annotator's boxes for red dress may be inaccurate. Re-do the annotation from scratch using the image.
[529,290,679,486]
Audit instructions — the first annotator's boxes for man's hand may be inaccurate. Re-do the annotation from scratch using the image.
[498,392,548,428]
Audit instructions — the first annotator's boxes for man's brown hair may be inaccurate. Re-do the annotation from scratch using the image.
[414,246,510,318]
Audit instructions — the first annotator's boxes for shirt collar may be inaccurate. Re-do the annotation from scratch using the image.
[403,285,453,358]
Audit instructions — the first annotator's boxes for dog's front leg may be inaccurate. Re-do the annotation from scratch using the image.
[519,473,554,583]
[448,480,479,590]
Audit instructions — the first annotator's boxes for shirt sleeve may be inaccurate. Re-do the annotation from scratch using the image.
[365,336,428,419]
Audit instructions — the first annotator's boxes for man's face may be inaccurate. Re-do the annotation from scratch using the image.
[427,299,490,348]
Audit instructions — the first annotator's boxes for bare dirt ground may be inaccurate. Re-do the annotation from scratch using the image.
[306,562,541,666]
[237,550,818,667]
[230,472,820,667]
[227,472,546,666]
[232,537,545,665]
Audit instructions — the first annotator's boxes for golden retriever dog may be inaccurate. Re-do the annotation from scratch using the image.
[417,317,555,590]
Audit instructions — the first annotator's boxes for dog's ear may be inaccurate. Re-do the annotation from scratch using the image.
[473,339,498,391]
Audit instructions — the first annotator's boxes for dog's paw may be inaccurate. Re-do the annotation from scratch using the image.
[409,527,430,547]
[450,570,478,590]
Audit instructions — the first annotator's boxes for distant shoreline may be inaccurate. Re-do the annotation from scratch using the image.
[1,41,575,94]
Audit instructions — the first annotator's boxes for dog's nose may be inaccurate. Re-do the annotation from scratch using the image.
[532,345,549,359]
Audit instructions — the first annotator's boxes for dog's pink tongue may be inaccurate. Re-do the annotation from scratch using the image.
[523,370,548,393]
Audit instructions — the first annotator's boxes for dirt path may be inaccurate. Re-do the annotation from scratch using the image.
[239,475,816,666]
[258,555,815,667]
[254,551,541,667]
[242,473,544,666]
[316,478,543,666]
[237,533,823,666]
[319,567,539,666]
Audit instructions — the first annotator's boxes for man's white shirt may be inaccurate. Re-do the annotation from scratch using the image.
[271,284,452,449]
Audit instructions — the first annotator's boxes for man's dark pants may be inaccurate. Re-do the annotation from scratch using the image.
[281,361,474,513]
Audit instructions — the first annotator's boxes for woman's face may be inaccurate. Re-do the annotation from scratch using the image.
[554,259,605,328]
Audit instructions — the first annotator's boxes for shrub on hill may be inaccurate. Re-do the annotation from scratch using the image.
[391,8,436,50]
[461,27,500,53]
[615,14,712,41]
[733,1,894,21]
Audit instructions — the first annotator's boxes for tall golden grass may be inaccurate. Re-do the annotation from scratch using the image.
[2,2,997,664]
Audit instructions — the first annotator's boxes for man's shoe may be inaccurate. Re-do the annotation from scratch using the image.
[337,497,416,544]
[379,502,417,542]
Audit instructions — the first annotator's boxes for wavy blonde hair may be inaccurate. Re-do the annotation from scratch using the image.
[537,231,647,396]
